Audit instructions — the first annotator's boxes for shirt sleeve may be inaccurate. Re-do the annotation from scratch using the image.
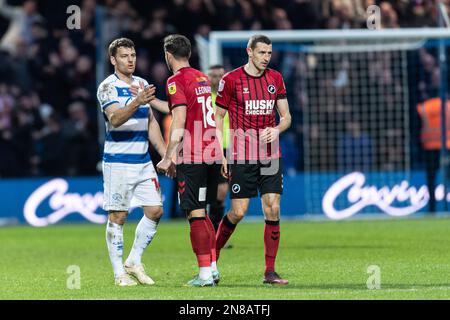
[97,82,119,111]
[275,72,287,100]
[215,75,233,110]
[167,78,187,111]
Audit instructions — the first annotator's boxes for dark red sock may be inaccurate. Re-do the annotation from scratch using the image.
[189,218,211,267]
[208,203,223,232]
[264,220,280,274]
[215,215,236,261]
[205,215,217,264]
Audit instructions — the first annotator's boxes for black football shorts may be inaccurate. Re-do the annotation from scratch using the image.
[228,158,283,199]
[176,163,221,212]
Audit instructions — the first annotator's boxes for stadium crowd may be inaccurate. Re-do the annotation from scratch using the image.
[0,0,98,177]
[0,0,449,177]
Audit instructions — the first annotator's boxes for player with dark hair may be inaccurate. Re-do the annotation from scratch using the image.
[156,34,221,287]
[214,34,292,285]
[97,37,174,286]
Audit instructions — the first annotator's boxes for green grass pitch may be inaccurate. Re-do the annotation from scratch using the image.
[1,217,450,299]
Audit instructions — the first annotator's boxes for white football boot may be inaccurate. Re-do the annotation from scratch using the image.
[124,264,155,285]
[115,273,138,286]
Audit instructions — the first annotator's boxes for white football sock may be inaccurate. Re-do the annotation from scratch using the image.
[211,261,218,272]
[106,220,125,278]
[125,215,158,267]
[199,267,212,280]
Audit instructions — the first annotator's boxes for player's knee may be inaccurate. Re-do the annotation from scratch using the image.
[109,212,128,225]
[153,207,163,220]
[262,206,271,217]
[229,208,246,222]
[145,206,163,221]
[263,203,280,219]
[270,203,280,215]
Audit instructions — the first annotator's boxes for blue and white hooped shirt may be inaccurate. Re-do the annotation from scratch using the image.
[97,73,152,165]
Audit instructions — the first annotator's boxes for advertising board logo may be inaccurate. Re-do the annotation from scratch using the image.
[322,172,429,220]
[23,179,107,227]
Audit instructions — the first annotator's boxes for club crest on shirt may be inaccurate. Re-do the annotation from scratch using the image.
[267,84,276,94]
[98,83,115,105]
[168,82,177,95]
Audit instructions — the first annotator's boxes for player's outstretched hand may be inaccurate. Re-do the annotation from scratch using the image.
[145,84,156,102]
[221,157,228,179]
[129,83,139,96]
[260,127,279,143]
[130,81,155,105]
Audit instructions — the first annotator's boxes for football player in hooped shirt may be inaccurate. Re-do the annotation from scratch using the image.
[215,35,292,285]
[156,34,222,287]
[97,38,174,287]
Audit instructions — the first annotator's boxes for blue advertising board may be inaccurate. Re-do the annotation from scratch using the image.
[0,176,174,227]
[0,171,447,226]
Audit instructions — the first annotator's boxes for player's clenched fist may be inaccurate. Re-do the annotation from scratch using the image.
[130,80,156,105]
[156,157,176,178]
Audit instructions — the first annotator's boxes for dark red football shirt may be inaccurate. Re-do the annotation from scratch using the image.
[215,66,287,161]
[166,66,220,163]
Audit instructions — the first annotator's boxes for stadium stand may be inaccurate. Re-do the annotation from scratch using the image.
[0,0,449,178]
[0,0,98,177]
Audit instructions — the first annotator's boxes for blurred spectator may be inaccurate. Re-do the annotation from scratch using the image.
[32,107,66,176]
[148,62,169,101]
[0,0,98,178]
[0,0,43,54]
[417,98,450,213]
[337,121,374,172]
[280,132,300,176]
[62,101,99,176]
